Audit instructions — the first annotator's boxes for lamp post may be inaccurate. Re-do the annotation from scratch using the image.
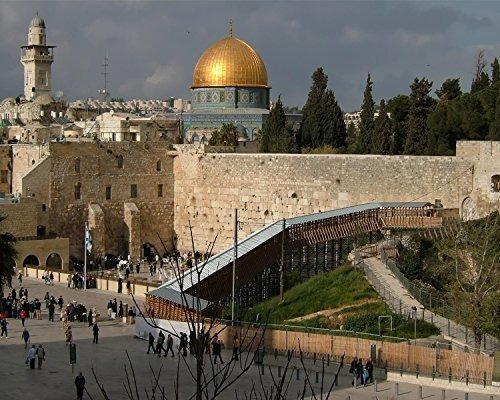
[412,306,417,344]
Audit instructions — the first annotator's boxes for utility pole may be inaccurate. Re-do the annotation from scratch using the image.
[231,208,238,324]
[280,218,286,302]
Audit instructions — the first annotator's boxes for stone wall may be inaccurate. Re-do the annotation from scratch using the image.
[456,141,500,218]
[0,146,11,194]
[14,237,69,270]
[10,143,49,195]
[44,141,175,259]
[0,197,39,237]
[173,149,475,252]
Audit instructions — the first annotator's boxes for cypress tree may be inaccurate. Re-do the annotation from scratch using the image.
[298,68,328,150]
[491,58,500,84]
[386,95,409,155]
[372,99,392,154]
[346,121,357,148]
[404,78,434,155]
[357,73,375,153]
[260,96,287,152]
[321,89,347,148]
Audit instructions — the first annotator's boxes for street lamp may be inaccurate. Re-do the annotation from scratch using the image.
[412,306,417,344]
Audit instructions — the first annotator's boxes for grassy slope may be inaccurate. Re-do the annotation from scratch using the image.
[240,265,386,325]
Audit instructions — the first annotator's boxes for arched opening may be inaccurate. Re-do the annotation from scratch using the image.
[461,197,477,221]
[491,175,500,192]
[74,182,81,200]
[46,253,62,269]
[142,243,158,262]
[200,135,207,144]
[156,160,162,172]
[75,157,81,173]
[23,254,40,267]
[191,133,199,144]
[117,155,124,169]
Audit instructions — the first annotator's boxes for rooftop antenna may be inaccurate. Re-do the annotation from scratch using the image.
[228,19,233,37]
[98,51,110,101]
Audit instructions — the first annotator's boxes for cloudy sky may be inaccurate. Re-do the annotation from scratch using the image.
[1,0,499,111]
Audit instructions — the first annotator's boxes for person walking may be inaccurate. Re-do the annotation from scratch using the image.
[166,333,175,357]
[75,372,86,400]
[21,328,30,348]
[232,334,240,361]
[36,344,45,369]
[18,271,22,285]
[44,292,50,309]
[20,309,26,327]
[147,332,156,354]
[49,271,54,286]
[93,322,99,344]
[212,333,224,364]
[65,326,73,346]
[366,358,374,384]
[117,277,123,294]
[156,331,166,357]
[26,345,37,369]
[48,302,55,322]
[0,317,8,338]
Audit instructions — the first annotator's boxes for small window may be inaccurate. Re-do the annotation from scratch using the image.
[74,182,81,200]
[130,184,137,198]
[117,155,124,168]
[158,184,163,198]
[42,204,46,212]
[31,160,35,165]
[156,160,162,171]
[0,170,7,184]
[75,158,81,173]
[492,175,500,192]
[106,185,112,200]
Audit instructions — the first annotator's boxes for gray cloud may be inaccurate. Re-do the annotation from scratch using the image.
[0,0,499,110]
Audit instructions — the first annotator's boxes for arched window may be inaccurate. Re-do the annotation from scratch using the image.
[156,160,162,172]
[117,155,124,169]
[491,175,500,192]
[75,157,81,173]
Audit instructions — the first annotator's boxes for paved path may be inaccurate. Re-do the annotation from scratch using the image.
[360,257,498,353]
[1,277,497,399]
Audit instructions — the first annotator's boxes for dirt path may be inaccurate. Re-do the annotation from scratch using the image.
[286,298,380,323]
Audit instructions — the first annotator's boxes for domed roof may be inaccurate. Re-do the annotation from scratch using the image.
[192,36,269,89]
[30,14,46,28]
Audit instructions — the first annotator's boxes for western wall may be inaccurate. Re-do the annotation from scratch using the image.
[173,141,500,252]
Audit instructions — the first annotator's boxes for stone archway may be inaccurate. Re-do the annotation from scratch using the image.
[461,197,478,221]
[142,243,158,262]
[23,254,40,267]
[46,253,63,270]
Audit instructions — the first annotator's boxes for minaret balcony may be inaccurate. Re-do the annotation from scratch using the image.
[21,54,54,62]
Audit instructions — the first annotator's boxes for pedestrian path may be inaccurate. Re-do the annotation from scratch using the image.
[359,257,498,353]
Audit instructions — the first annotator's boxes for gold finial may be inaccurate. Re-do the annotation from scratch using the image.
[228,19,233,37]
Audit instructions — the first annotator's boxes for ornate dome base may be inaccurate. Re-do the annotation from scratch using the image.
[191,86,269,110]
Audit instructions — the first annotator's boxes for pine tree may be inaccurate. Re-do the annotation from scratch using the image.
[488,91,500,140]
[208,123,238,146]
[435,78,462,102]
[321,89,346,148]
[371,99,392,154]
[298,68,328,150]
[404,78,434,155]
[357,73,375,153]
[491,58,500,84]
[471,50,490,93]
[260,96,287,152]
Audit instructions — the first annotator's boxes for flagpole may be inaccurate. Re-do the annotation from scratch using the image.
[84,224,87,290]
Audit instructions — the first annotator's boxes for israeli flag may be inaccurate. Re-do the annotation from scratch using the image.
[85,225,93,253]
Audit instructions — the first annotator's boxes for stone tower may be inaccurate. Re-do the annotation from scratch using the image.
[21,13,55,100]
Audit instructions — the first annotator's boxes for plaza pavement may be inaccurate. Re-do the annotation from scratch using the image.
[0,276,497,400]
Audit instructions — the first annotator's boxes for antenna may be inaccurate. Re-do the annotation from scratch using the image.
[228,19,233,37]
[98,51,110,101]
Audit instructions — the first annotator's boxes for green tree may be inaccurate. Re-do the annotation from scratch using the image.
[297,68,328,150]
[0,216,17,290]
[346,121,357,149]
[357,73,375,153]
[488,91,500,140]
[386,95,409,155]
[435,78,462,102]
[208,123,238,146]
[426,101,463,155]
[371,99,392,154]
[460,94,489,140]
[260,96,287,152]
[321,89,347,148]
[491,58,500,84]
[404,78,434,155]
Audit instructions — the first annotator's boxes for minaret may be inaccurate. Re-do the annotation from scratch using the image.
[20,13,55,100]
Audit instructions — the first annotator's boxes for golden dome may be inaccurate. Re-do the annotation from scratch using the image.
[192,36,269,88]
